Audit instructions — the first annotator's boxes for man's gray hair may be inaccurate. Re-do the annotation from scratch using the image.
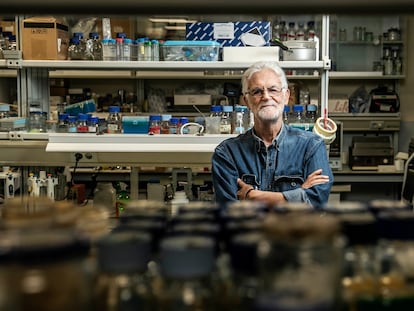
[241,61,288,94]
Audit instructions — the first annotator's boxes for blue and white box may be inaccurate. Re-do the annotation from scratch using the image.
[186,21,271,47]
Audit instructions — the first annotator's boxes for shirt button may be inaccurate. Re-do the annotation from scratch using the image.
[291,182,297,186]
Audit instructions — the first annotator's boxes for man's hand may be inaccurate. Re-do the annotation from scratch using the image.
[302,169,330,189]
[237,178,255,200]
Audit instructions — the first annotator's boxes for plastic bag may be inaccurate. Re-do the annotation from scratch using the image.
[348,85,370,113]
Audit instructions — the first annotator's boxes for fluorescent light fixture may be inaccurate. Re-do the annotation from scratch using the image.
[149,18,197,23]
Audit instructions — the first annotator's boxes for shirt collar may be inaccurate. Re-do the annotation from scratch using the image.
[251,124,285,152]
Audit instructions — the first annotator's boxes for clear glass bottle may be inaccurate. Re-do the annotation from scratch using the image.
[76,113,89,133]
[94,182,117,215]
[169,117,179,134]
[0,103,10,119]
[283,104,291,124]
[290,104,305,130]
[56,113,69,133]
[73,32,86,60]
[68,37,83,60]
[28,111,46,133]
[305,104,318,131]
[220,105,233,134]
[149,114,161,134]
[67,115,78,133]
[106,106,122,134]
[179,116,189,134]
[287,22,296,40]
[155,236,218,310]
[94,231,155,311]
[0,228,93,311]
[88,116,99,133]
[256,213,343,311]
[296,22,305,41]
[279,21,288,41]
[307,20,316,41]
[161,114,171,134]
[233,105,248,134]
[88,32,102,60]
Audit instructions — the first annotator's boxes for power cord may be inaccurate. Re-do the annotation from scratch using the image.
[65,153,83,200]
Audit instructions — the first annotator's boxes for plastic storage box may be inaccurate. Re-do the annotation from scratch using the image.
[162,40,220,61]
[122,116,149,134]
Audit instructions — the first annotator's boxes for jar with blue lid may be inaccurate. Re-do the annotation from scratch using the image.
[107,106,122,134]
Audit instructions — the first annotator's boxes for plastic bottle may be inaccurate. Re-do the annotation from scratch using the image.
[102,38,117,61]
[151,39,160,61]
[122,38,133,61]
[144,40,152,61]
[137,38,146,61]
[106,106,122,134]
[148,114,161,134]
[220,105,233,134]
[115,37,124,61]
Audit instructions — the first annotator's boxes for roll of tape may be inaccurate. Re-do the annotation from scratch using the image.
[313,117,337,145]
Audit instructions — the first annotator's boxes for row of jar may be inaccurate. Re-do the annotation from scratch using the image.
[1,197,413,311]
[68,31,160,61]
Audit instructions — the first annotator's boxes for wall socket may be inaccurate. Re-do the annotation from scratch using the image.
[71,152,98,163]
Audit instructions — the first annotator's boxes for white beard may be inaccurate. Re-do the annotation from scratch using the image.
[256,104,283,123]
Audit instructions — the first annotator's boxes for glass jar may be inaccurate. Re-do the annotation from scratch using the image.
[148,114,161,134]
[256,213,344,311]
[106,106,122,134]
[155,236,219,310]
[94,231,155,311]
[56,113,69,133]
[76,113,89,133]
[220,105,233,134]
[0,228,92,311]
[28,111,46,133]
[93,182,116,216]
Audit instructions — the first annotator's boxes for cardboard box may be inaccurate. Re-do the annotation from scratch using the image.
[328,97,349,113]
[223,46,279,62]
[22,16,69,60]
[174,94,212,106]
[186,21,271,47]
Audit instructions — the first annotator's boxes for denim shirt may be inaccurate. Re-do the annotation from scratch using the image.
[211,124,334,208]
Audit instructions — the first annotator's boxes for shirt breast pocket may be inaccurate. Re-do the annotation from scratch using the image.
[272,175,304,192]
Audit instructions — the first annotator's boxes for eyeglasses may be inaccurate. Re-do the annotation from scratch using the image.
[245,86,285,98]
